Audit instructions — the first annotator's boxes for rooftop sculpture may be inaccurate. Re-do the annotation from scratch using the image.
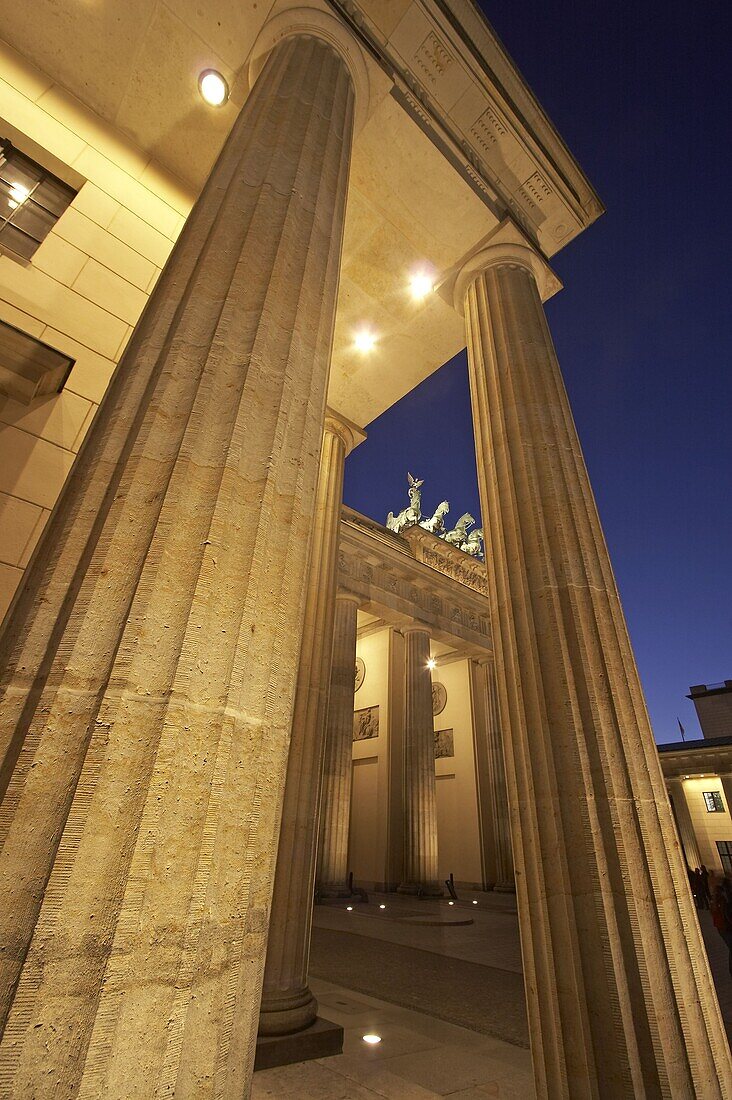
[386,474,484,560]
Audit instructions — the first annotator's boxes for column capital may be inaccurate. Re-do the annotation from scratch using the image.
[399,623,431,639]
[335,592,361,608]
[324,407,367,457]
[248,6,373,134]
[441,217,562,315]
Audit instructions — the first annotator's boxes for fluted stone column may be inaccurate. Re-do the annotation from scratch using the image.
[667,777,702,870]
[0,36,355,1098]
[316,594,360,897]
[259,417,362,1038]
[469,658,514,892]
[459,222,732,1096]
[398,627,442,896]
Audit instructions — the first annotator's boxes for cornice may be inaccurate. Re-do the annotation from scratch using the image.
[325,0,604,259]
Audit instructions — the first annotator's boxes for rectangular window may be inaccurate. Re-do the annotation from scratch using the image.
[0,139,76,260]
[703,790,725,813]
[0,320,74,404]
[717,841,732,875]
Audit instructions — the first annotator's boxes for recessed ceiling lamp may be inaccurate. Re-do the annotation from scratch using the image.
[198,69,229,107]
[427,658,437,671]
[409,269,434,300]
[8,183,29,205]
[353,327,377,354]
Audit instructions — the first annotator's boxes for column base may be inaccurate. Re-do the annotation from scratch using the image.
[495,881,516,894]
[316,882,353,899]
[254,1017,344,1072]
[397,882,444,897]
[258,986,318,1037]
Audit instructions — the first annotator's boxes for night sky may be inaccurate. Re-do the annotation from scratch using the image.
[343,1,731,744]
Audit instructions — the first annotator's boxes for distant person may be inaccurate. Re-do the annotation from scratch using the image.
[700,864,711,905]
[690,867,704,909]
[711,881,732,976]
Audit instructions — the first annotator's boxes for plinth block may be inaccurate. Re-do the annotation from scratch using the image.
[254,1017,344,1072]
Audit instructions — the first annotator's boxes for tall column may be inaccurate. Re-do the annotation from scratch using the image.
[458,223,731,1097]
[383,626,406,891]
[667,777,702,870]
[0,35,355,1099]
[316,594,360,898]
[469,658,514,892]
[398,627,442,896]
[259,417,362,1038]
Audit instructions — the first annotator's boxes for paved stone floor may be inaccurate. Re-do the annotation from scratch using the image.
[253,890,732,1097]
[252,976,534,1099]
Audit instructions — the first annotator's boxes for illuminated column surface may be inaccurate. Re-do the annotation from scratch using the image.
[469,657,514,892]
[398,626,442,897]
[259,419,363,1039]
[316,594,361,898]
[0,35,354,1099]
[667,777,702,871]
[459,224,732,1097]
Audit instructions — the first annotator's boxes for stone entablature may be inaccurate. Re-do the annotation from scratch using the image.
[334,0,603,257]
[401,524,489,596]
[338,506,492,651]
[658,737,732,779]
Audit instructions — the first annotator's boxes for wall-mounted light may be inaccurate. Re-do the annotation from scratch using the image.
[427,658,437,671]
[198,69,229,107]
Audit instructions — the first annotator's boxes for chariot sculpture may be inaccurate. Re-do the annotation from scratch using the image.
[386,474,485,560]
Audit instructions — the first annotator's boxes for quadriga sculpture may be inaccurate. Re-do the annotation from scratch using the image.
[444,512,474,547]
[460,527,484,558]
[420,500,449,536]
[386,472,424,534]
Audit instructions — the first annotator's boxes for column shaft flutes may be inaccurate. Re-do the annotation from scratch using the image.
[317,595,360,897]
[259,419,360,1037]
[0,35,354,1098]
[399,628,442,896]
[470,658,514,891]
[463,235,731,1097]
[667,778,702,871]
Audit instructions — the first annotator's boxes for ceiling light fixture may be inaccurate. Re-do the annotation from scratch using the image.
[353,327,377,354]
[409,270,434,300]
[198,69,229,107]
[9,183,29,204]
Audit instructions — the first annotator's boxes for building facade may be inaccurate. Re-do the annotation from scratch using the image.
[0,2,730,1097]
[660,681,732,875]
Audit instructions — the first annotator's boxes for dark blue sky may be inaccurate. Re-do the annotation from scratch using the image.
[344,0,731,744]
